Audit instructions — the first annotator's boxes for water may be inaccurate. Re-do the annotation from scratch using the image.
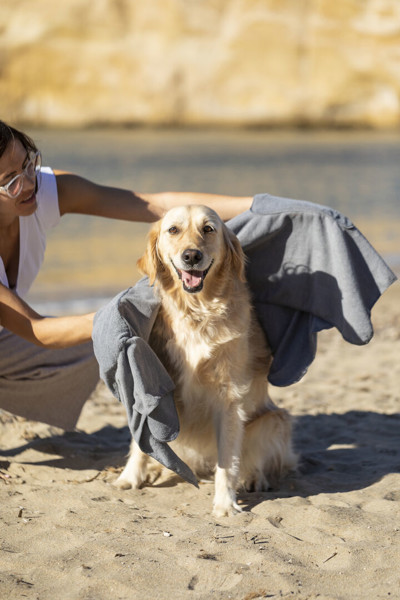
[25,128,399,314]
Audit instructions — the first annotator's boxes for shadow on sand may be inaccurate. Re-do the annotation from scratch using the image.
[1,410,399,502]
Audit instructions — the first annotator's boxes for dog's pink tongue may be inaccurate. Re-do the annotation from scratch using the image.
[182,270,202,288]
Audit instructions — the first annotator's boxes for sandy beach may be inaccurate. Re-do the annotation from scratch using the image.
[1,275,399,599]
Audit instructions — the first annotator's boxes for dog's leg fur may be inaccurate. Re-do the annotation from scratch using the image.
[212,404,244,517]
[240,407,297,492]
[114,441,150,490]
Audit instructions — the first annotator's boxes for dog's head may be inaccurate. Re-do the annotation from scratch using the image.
[137,205,245,294]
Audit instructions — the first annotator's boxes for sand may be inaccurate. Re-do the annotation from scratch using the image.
[1,280,399,600]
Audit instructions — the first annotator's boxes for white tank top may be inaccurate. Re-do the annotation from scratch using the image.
[0,167,60,298]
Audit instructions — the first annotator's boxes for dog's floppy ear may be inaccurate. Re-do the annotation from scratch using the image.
[137,221,162,285]
[223,225,246,282]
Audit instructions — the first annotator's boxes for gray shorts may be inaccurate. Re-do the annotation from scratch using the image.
[0,328,99,430]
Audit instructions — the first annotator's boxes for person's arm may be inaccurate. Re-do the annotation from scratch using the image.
[0,284,94,349]
[55,171,253,222]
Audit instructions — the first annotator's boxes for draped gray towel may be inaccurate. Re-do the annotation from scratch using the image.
[92,194,397,485]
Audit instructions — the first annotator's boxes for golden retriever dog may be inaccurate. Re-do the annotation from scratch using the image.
[115,205,296,517]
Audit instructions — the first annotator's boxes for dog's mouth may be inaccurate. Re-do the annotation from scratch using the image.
[171,259,214,293]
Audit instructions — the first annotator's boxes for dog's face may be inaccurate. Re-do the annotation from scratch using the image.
[138,205,245,294]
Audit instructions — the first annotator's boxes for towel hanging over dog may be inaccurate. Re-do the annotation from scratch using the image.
[92,194,397,483]
[229,193,397,385]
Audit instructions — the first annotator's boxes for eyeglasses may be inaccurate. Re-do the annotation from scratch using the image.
[0,150,42,199]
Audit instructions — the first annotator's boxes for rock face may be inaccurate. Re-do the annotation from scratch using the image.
[1,0,399,128]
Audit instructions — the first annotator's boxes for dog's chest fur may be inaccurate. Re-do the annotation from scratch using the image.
[149,290,252,415]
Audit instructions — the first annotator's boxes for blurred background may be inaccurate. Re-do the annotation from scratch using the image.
[0,0,399,312]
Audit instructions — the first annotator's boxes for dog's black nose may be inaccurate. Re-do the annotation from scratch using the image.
[181,248,203,267]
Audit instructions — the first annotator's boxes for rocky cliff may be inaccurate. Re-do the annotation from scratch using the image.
[1,0,399,128]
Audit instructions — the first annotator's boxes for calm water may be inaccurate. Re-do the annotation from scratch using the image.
[25,128,400,313]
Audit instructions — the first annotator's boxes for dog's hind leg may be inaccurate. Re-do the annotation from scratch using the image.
[213,405,244,518]
[114,440,150,490]
[241,407,297,492]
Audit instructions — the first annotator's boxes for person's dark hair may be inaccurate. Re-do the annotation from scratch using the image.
[0,120,38,158]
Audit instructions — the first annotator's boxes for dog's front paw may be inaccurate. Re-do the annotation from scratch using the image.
[213,491,242,518]
[113,475,142,490]
[213,500,242,518]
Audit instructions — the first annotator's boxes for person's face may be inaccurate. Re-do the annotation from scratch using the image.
[0,139,38,220]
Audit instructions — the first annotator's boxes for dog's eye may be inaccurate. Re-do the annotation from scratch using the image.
[168,226,179,235]
[203,225,214,234]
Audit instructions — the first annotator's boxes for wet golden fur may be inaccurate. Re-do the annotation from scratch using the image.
[115,205,296,517]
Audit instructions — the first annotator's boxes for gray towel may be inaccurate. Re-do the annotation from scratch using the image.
[92,194,397,484]
[230,193,397,385]
[92,279,198,486]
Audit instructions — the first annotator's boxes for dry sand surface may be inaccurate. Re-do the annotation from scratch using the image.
[1,281,399,600]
